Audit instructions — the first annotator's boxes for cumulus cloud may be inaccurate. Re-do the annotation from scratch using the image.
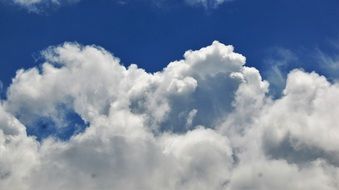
[1,41,339,189]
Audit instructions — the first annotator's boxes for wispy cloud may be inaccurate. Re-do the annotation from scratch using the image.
[314,44,339,79]
[262,47,299,97]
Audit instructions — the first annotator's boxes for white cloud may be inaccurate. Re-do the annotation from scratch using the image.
[1,41,339,189]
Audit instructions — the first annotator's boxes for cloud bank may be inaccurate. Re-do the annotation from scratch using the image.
[1,41,339,190]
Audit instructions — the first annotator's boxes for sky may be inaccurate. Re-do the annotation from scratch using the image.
[1,0,338,87]
[1,0,339,190]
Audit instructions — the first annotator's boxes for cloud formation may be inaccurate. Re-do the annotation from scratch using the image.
[1,41,339,189]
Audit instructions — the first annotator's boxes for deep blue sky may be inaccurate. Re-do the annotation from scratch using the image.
[1,0,339,90]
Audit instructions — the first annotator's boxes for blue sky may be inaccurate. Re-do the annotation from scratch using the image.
[1,0,338,89]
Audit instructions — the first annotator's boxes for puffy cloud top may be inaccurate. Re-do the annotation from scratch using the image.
[1,41,339,190]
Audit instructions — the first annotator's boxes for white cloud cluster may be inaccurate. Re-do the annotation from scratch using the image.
[1,41,339,189]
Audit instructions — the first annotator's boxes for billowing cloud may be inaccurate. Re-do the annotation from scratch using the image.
[1,41,339,189]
